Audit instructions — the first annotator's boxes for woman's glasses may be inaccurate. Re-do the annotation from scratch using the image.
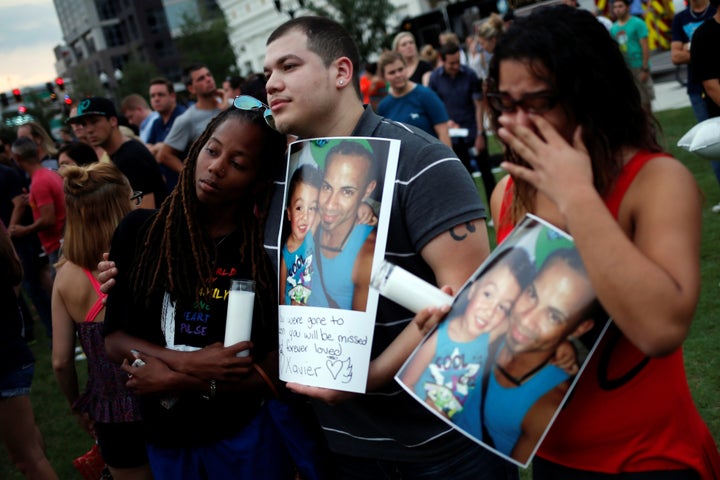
[233,95,275,130]
[486,90,559,114]
[130,191,144,206]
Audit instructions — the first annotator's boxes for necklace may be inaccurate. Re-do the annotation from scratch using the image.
[319,222,355,253]
[214,232,232,248]
[689,3,710,19]
[495,359,549,386]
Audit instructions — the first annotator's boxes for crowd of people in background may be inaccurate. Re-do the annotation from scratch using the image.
[1,0,720,478]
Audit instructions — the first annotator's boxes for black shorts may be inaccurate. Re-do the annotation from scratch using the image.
[94,421,148,468]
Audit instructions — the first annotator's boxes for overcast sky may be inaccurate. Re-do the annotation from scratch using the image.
[0,0,64,93]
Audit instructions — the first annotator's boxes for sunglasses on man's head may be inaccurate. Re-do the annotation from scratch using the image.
[233,95,275,130]
[486,90,559,114]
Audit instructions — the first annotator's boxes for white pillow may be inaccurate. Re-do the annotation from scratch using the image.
[677,117,720,160]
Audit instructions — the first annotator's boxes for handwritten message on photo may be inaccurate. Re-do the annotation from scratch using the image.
[277,137,400,393]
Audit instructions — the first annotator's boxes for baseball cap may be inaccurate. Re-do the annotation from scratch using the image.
[533,227,575,270]
[67,97,117,124]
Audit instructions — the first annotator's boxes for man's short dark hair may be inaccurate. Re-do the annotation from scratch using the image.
[241,73,268,102]
[225,75,244,90]
[150,77,175,94]
[439,41,461,60]
[182,63,209,86]
[267,16,361,97]
[11,137,38,162]
[325,140,378,187]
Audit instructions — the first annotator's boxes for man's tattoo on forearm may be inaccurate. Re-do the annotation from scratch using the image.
[449,221,476,241]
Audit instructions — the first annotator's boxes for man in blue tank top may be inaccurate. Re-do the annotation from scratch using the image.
[309,141,377,311]
[484,248,595,463]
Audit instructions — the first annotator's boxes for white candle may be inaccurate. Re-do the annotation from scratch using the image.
[370,260,453,314]
[224,280,255,357]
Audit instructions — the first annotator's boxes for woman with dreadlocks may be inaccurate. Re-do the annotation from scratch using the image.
[103,104,294,479]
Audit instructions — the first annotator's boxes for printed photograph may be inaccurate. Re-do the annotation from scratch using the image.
[396,215,609,466]
[279,138,389,312]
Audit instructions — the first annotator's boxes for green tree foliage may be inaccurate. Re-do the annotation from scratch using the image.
[305,0,397,63]
[68,65,104,101]
[174,7,238,83]
[115,57,160,102]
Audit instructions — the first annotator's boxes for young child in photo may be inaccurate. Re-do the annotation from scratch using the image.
[280,164,322,305]
[400,248,533,437]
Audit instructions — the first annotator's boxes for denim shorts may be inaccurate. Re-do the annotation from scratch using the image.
[0,363,34,399]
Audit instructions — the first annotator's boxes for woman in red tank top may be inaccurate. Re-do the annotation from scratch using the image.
[484,5,719,479]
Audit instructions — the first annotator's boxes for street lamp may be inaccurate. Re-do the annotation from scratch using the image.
[99,71,110,90]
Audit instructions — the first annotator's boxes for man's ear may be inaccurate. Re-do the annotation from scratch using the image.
[364,179,377,199]
[571,319,594,340]
[334,56,354,89]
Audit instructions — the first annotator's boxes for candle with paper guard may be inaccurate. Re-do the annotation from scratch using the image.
[370,260,453,313]
[224,279,255,357]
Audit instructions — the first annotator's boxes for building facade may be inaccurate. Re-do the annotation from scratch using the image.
[53,0,182,83]
[217,0,431,75]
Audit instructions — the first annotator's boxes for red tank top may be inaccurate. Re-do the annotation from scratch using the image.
[497,151,720,477]
[82,269,106,323]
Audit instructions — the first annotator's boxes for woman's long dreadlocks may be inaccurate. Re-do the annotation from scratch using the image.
[129,107,286,321]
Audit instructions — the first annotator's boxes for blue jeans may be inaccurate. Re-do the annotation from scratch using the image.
[331,443,518,480]
[687,92,720,189]
[688,91,709,123]
[0,363,34,399]
[14,239,52,338]
[145,405,295,480]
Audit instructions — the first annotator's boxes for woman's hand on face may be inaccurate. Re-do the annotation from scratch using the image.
[497,113,596,214]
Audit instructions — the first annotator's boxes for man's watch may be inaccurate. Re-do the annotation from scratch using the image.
[641,66,650,73]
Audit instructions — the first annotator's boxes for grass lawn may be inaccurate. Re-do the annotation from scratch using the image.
[1,106,718,478]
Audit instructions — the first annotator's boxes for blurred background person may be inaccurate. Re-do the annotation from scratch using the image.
[146,77,188,192]
[420,44,440,70]
[222,75,245,107]
[120,94,158,144]
[392,31,433,85]
[9,137,65,284]
[57,142,98,174]
[0,223,59,480]
[377,51,452,146]
[17,122,59,171]
[52,162,151,480]
[468,13,505,80]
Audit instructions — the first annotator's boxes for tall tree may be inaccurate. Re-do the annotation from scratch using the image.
[68,65,104,101]
[174,6,238,83]
[304,0,397,63]
[114,57,160,102]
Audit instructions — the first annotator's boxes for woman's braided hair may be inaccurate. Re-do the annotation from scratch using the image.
[129,106,286,317]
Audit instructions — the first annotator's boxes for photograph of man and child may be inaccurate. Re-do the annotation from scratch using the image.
[397,216,609,466]
[279,138,392,312]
